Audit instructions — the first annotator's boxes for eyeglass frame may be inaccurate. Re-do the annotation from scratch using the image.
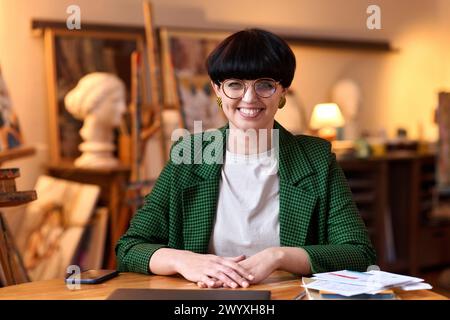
[219,78,281,99]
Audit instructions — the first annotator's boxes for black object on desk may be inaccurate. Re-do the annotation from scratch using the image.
[65,269,119,284]
[107,288,271,300]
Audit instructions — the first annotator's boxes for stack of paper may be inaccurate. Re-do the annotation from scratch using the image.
[302,270,432,297]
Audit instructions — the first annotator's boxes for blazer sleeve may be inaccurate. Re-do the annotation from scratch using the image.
[115,159,173,274]
[301,152,377,273]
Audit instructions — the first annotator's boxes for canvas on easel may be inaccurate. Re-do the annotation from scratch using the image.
[159,27,229,134]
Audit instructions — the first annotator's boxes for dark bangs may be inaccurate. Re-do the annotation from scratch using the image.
[206,29,296,88]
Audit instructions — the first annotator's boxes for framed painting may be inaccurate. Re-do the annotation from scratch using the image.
[159,28,230,133]
[0,64,24,152]
[42,26,147,165]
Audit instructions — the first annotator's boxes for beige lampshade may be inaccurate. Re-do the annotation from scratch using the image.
[310,103,345,129]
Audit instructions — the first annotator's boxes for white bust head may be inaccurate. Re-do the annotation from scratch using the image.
[331,79,361,120]
[64,72,126,168]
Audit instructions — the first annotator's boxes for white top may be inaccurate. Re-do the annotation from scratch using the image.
[208,147,280,257]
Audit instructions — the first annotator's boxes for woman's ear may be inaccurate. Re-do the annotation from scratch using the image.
[211,80,220,96]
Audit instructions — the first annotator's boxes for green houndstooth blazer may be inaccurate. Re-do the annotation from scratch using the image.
[115,121,377,274]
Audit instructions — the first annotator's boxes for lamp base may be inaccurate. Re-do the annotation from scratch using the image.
[317,127,337,141]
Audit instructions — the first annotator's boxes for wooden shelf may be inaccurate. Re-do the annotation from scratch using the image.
[31,19,394,52]
[0,191,37,207]
[47,163,131,175]
[0,146,35,164]
[339,152,450,275]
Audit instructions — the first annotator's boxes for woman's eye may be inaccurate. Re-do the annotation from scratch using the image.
[227,82,244,90]
[257,81,275,90]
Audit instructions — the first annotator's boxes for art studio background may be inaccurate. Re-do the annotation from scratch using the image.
[0,0,450,296]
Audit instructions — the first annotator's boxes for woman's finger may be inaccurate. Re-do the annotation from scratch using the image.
[201,275,216,288]
[208,270,239,288]
[216,265,250,288]
[225,255,246,262]
[221,259,254,282]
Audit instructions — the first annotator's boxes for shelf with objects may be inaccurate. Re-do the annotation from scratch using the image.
[338,146,450,277]
[409,92,450,276]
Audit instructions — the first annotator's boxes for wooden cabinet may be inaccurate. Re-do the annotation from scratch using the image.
[338,152,450,275]
[418,226,450,268]
[338,158,388,268]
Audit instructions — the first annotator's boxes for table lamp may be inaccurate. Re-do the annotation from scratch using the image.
[309,103,345,141]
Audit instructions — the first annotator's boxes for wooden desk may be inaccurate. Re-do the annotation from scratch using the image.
[0,271,446,300]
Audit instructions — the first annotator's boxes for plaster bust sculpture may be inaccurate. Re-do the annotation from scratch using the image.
[331,79,361,140]
[64,72,126,168]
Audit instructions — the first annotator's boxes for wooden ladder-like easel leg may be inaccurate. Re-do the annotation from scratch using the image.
[0,214,15,286]
[0,213,30,286]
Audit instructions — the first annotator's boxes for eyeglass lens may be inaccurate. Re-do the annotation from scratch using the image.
[222,79,277,99]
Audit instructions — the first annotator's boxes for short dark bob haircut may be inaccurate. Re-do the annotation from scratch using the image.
[206,28,296,88]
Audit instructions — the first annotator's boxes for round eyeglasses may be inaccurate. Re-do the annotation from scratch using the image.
[221,78,280,99]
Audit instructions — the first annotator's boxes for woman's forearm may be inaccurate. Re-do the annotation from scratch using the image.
[276,247,312,275]
[149,248,186,275]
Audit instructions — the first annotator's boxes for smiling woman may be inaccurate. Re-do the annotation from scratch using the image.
[208,29,295,134]
[116,28,376,290]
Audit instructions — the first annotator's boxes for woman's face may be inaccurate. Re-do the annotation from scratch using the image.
[212,79,286,131]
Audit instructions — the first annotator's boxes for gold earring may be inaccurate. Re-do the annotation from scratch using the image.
[278,96,286,109]
[217,96,223,108]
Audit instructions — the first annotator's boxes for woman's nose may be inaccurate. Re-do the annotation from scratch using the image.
[241,84,258,103]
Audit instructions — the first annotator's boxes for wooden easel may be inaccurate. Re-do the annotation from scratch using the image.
[100,2,168,268]
[121,0,169,201]
[0,167,37,287]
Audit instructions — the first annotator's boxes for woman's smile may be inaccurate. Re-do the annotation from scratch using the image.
[236,107,265,119]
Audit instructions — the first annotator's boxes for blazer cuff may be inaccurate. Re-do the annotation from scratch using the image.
[125,243,168,274]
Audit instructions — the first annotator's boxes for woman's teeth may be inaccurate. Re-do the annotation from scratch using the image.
[238,108,263,118]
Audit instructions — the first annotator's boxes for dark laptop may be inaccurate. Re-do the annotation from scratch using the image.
[106,288,271,300]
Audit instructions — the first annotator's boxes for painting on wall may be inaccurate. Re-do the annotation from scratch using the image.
[15,175,100,281]
[43,28,146,164]
[159,28,229,133]
[0,64,23,152]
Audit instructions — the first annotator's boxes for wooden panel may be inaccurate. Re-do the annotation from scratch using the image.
[418,226,450,268]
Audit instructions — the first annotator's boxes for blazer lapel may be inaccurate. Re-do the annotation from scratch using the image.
[276,122,319,247]
[181,125,228,253]
[182,179,220,252]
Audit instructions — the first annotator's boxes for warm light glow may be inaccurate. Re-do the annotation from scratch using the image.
[310,103,345,129]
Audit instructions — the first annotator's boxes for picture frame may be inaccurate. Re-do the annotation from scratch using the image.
[41,25,147,165]
[159,27,230,133]
[0,64,24,152]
